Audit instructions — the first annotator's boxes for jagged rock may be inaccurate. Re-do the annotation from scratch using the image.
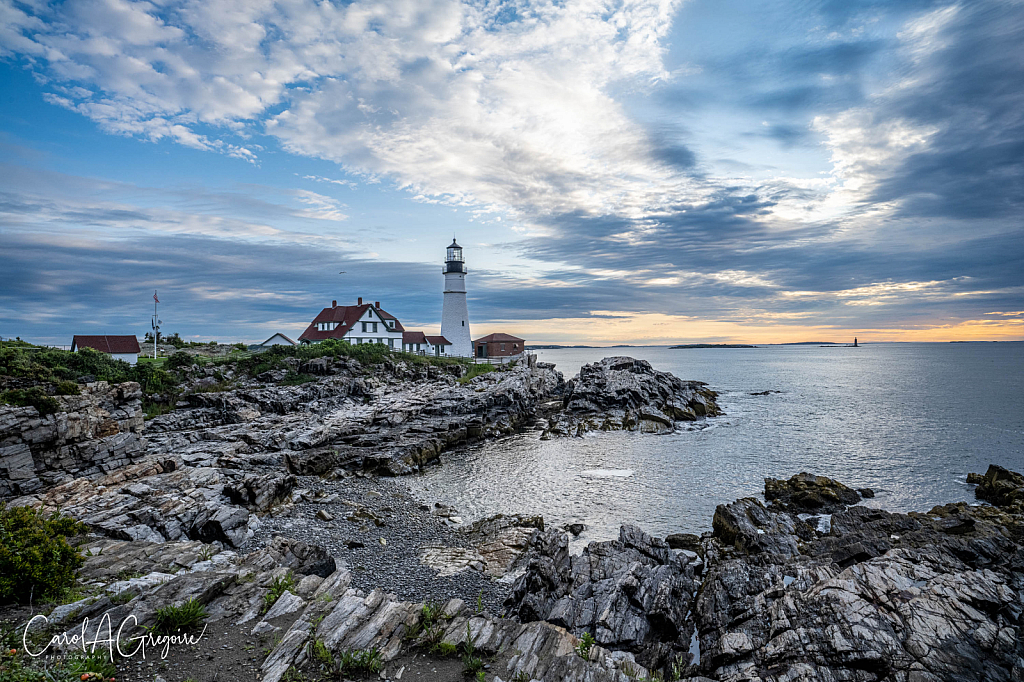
[223,472,296,511]
[691,470,1024,682]
[506,524,699,671]
[711,497,810,557]
[764,471,863,513]
[543,357,720,438]
[247,536,337,577]
[0,381,145,494]
[971,464,1024,509]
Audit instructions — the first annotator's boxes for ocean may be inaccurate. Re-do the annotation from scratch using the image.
[406,342,1024,546]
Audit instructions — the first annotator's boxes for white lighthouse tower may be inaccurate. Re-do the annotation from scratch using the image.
[441,239,473,357]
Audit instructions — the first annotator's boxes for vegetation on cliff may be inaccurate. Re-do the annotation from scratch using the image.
[0,502,87,603]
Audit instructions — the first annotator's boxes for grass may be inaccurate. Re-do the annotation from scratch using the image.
[458,364,495,384]
[153,598,207,635]
[262,572,297,614]
[143,399,177,420]
[279,371,316,386]
[309,640,383,677]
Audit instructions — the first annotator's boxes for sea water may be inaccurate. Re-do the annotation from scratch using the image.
[406,342,1024,544]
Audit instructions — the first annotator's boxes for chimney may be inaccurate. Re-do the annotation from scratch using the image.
[332,300,337,308]
[358,297,363,305]
[374,301,380,308]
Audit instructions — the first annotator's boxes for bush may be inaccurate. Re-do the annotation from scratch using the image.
[235,339,468,380]
[0,346,177,398]
[0,388,60,416]
[0,503,88,603]
[167,351,196,372]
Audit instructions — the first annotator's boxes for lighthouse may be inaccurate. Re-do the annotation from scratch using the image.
[441,239,473,357]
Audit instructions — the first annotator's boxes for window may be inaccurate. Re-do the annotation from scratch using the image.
[501,343,505,351]
[372,322,378,333]
[361,322,367,333]
[462,321,465,326]
[513,343,518,349]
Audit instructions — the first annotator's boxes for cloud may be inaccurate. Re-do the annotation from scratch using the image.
[0,0,1021,342]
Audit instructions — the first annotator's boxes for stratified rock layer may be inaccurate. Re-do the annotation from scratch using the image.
[0,381,145,496]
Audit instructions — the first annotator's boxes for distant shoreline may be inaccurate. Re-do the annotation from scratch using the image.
[669,343,758,349]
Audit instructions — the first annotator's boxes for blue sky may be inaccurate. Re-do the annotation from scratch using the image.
[1,0,1021,345]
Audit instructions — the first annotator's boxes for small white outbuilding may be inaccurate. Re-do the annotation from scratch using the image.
[71,335,142,365]
[259,333,297,347]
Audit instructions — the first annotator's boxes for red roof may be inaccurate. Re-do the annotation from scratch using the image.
[425,335,451,346]
[473,333,524,344]
[298,303,405,342]
[403,330,428,344]
[72,335,141,354]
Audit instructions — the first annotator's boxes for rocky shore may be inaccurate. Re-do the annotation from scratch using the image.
[2,349,1022,682]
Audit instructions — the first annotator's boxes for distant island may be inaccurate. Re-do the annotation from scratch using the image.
[527,344,636,350]
[670,343,758,349]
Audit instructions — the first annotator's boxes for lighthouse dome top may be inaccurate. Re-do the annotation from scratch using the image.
[446,239,464,265]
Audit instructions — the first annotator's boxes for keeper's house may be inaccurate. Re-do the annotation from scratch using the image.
[402,331,453,357]
[473,333,525,359]
[72,335,142,365]
[298,298,405,349]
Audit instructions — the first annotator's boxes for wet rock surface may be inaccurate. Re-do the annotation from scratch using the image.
[506,467,1024,681]
[542,356,722,437]
[971,463,1024,510]
[764,471,866,513]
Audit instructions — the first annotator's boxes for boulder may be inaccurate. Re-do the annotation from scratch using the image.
[764,471,863,513]
[247,536,337,578]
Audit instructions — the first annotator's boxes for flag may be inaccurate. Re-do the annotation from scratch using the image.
[153,291,160,303]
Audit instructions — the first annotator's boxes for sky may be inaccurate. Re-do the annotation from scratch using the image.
[1,0,1022,346]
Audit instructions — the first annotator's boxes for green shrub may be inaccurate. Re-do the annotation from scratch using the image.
[235,339,468,379]
[309,639,334,669]
[153,597,207,634]
[433,641,458,657]
[54,381,80,396]
[576,631,596,660]
[0,503,88,603]
[167,351,196,372]
[0,388,60,416]
[279,371,316,386]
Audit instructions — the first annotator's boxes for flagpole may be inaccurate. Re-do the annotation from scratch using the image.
[153,291,158,359]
